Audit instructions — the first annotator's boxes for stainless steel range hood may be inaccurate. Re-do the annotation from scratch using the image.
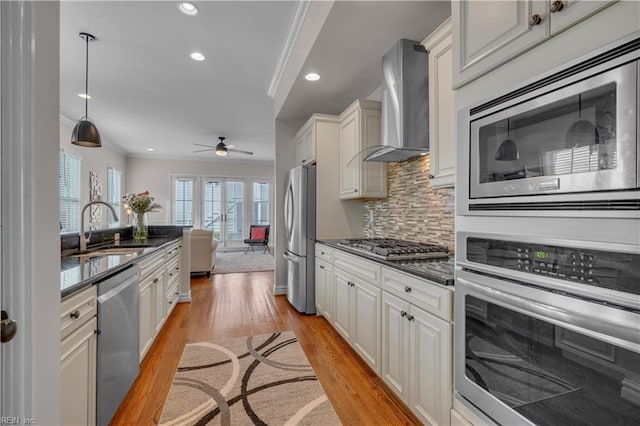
[365,39,429,162]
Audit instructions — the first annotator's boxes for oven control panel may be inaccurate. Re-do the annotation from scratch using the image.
[466,237,640,296]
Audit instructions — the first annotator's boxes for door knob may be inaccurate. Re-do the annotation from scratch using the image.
[1,310,17,343]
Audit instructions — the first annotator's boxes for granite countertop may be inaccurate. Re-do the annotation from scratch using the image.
[316,239,455,287]
[60,236,180,299]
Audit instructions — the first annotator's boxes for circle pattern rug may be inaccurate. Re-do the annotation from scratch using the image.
[159,331,341,425]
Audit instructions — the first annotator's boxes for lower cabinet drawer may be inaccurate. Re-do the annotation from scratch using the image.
[381,267,452,322]
[60,286,97,340]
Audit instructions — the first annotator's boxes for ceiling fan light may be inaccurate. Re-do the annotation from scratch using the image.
[71,118,102,147]
[216,148,228,157]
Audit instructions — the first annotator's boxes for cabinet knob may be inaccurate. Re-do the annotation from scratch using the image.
[319,265,325,270]
[550,0,564,13]
[404,286,412,293]
[168,301,173,305]
[529,14,542,26]
[153,278,159,283]
[70,310,81,319]
[353,189,358,192]
[406,314,415,322]
[429,174,434,179]
[400,311,407,317]
[168,272,173,277]
[175,291,179,295]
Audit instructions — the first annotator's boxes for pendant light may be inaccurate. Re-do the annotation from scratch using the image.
[495,118,519,161]
[71,32,101,148]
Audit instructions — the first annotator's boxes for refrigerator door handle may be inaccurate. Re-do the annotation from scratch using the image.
[283,251,300,263]
[284,181,294,243]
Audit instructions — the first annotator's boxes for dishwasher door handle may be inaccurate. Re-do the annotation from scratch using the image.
[97,276,137,304]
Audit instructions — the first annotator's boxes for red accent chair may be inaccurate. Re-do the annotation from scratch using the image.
[244,225,270,254]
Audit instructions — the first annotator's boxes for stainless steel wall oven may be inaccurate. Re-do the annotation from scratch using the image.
[459,35,640,216]
[455,232,640,425]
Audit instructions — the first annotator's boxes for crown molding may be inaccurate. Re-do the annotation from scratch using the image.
[267,0,311,98]
[125,152,275,165]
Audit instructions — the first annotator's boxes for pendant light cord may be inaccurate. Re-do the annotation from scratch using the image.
[84,33,89,118]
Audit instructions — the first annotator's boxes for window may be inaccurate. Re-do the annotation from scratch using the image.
[252,181,269,225]
[174,178,194,225]
[107,167,122,224]
[60,150,81,233]
[203,179,222,239]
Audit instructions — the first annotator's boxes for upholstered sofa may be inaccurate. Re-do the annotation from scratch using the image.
[190,229,218,277]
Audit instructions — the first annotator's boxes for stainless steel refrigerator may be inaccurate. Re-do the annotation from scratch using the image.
[283,165,316,314]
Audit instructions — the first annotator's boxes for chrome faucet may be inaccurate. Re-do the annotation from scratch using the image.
[79,201,120,252]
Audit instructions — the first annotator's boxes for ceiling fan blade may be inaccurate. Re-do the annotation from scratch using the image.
[228,148,254,155]
[193,143,216,148]
[192,148,216,153]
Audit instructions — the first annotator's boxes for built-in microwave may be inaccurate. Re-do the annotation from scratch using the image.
[460,35,640,216]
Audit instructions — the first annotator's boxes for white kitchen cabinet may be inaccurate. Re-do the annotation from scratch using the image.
[453,0,617,88]
[332,260,382,374]
[60,286,97,426]
[315,257,334,322]
[295,114,339,166]
[339,99,387,200]
[381,266,453,426]
[423,18,456,189]
[137,247,168,359]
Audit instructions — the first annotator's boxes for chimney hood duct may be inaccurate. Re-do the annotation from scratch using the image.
[365,39,429,162]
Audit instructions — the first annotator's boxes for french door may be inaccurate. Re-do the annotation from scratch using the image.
[203,179,246,248]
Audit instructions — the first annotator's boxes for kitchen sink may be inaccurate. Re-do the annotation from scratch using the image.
[68,247,144,258]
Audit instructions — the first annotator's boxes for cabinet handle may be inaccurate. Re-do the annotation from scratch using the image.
[175,291,179,295]
[168,272,173,277]
[347,281,355,287]
[319,265,325,270]
[428,174,434,179]
[550,0,564,13]
[321,251,325,255]
[353,189,358,192]
[175,267,179,271]
[529,14,542,26]
[153,278,159,283]
[69,310,80,319]
[168,301,173,305]
[404,286,412,293]
[400,311,407,317]
[406,314,415,322]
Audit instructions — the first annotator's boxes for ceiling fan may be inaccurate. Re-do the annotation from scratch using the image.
[192,137,254,157]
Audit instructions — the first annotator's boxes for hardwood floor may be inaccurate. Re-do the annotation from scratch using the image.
[111,272,419,425]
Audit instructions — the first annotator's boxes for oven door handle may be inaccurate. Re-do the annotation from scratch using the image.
[458,274,640,353]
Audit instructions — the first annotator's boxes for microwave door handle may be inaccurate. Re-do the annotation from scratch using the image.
[459,277,640,352]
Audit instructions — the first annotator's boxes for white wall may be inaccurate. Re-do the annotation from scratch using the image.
[124,156,274,226]
[59,118,127,226]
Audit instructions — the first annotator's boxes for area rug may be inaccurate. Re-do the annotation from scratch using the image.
[159,331,341,426]
[212,251,274,274]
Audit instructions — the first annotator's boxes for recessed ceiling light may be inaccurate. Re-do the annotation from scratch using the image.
[78,93,92,99]
[190,52,205,61]
[147,148,155,152]
[178,2,198,16]
[305,72,320,82]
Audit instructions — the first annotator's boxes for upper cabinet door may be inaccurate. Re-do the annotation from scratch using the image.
[453,0,549,88]
[548,0,616,35]
[423,18,456,189]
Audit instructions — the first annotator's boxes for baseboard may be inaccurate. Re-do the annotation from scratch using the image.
[273,285,287,295]
[178,291,192,303]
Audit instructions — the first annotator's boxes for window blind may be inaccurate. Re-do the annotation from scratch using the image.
[174,178,194,225]
[60,151,81,233]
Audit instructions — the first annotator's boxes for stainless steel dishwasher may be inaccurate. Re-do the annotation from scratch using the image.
[96,264,140,426]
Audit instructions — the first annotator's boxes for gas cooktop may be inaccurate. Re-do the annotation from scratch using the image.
[338,238,449,260]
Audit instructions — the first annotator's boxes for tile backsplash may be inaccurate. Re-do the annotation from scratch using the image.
[363,155,455,251]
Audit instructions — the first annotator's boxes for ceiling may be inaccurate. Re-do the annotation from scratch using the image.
[60,1,451,162]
